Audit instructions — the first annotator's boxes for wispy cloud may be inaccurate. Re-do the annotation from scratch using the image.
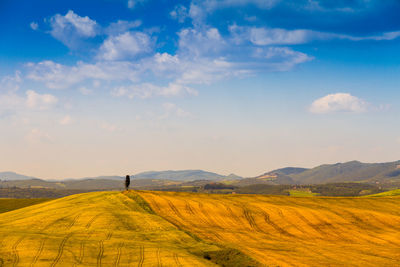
[161,102,192,119]
[26,90,58,110]
[309,93,368,114]
[59,115,73,125]
[30,22,38,30]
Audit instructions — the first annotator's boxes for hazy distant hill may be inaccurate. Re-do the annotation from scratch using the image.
[0,172,39,181]
[239,160,400,185]
[290,160,400,184]
[133,170,242,181]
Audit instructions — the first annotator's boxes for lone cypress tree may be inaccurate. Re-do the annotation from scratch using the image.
[125,175,130,191]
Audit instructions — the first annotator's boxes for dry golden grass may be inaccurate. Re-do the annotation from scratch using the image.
[139,191,400,266]
[0,191,221,266]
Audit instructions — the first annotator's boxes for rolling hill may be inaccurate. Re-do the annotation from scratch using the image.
[140,191,400,266]
[1,190,400,266]
[0,191,253,266]
[239,160,400,185]
[134,170,242,181]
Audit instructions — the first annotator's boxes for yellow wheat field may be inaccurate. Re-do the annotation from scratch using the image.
[0,191,220,266]
[139,191,400,266]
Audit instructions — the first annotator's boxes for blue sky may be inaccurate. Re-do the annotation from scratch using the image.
[1,0,399,179]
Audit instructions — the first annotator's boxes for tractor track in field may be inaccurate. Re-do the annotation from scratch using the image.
[74,231,93,267]
[173,253,182,267]
[137,246,144,267]
[86,214,101,229]
[96,240,104,267]
[30,238,46,267]
[156,247,161,267]
[114,242,123,267]
[11,236,24,267]
[67,214,81,230]
[260,210,293,237]
[50,233,73,267]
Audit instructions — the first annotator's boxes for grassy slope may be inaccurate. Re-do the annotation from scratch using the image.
[0,191,224,266]
[139,191,400,267]
[367,189,400,197]
[0,198,51,213]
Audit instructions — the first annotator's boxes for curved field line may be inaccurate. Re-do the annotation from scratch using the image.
[97,240,104,267]
[106,232,112,240]
[67,214,81,230]
[50,233,73,267]
[11,236,24,267]
[30,238,46,267]
[114,242,123,267]
[173,253,182,267]
[74,231,93,267]
[137,246,144,267]
[156,247,161,267]
[86,214,101,229]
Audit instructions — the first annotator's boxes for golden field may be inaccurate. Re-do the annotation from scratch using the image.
[0,192,223,266]
[139,191,400,266]
[0,190,400,266]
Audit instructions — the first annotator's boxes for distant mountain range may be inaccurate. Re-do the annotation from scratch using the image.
[1,161,400,190]
[235,160,400,186]
[0,170,242,190]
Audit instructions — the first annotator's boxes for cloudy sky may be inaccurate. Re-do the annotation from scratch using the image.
[1,0,399,179]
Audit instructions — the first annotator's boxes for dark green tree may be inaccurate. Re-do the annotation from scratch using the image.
[125,175,130,190]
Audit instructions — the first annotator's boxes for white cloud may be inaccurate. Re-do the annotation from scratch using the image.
[170,5,189,23]
[310,93,368,114]
[0,71,22,92]
[230,25,400,46]
[30,22,38,30]
[100,122,119,132]
[161,102,192,119]
[59,115,73,125]
[79,86,93,95]
[98,31,153,60]
[25,128,52,144]
[111,82,197,99]
[104,20,141,35]
[49,10,98,48]
[26,60,139,89]
[127,0,147,9]
[26,90,58,110]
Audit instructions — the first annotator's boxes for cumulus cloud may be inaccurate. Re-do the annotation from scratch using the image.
[309,93,368,114]
[26,90,58,110]
[98,31,153,60]
[30,22,38,30]
[49,10,98,48]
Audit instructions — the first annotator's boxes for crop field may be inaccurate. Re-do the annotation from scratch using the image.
[0,191,227,266]
[139,191,400,266]
[0,191,399,266]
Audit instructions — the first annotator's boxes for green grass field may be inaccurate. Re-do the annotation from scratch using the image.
[0,190,400,266]
[288,189,319,196]
[366,189,400,197]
